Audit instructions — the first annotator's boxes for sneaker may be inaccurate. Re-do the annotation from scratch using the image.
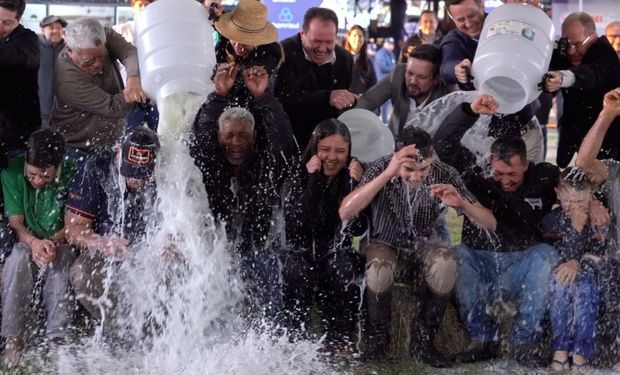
[2,337,22,367]
[453,340,500,364]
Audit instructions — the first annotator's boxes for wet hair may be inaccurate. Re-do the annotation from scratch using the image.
[218,107,255,132]
[302,118,351,165]
[64,17,106,51]
[400,127,433,159]
[558,167,595,191]
[0,0,26,19]
[26,129,65,168]
[408,44,442,77]
[303,7,338,32]
[562,12,596,35]
[343,25,371,79]
[490,135,527,165]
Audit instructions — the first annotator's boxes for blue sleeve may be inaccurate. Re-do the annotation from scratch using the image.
[66,164,101,219]
[440,31,467,85]
[543,209,587,262]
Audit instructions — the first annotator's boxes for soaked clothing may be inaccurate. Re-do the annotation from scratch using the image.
[358,155,475,251]
[65,150,156,243]
[51,28,138,152]
[191,92,297,255]
[215,37,282,107]
[275,33,353,148]
[2,156,76,239]
[601,160,620,256]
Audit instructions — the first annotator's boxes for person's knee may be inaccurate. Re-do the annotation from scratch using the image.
[529,244,559,270]
[4,243,32,272]
[50,245,76,271]
[365,257,395,294]
[424,247,457,296]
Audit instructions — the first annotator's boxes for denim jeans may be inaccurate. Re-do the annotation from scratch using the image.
[454,243,559,344]
[550,272,598,360]
[240,248,283,320]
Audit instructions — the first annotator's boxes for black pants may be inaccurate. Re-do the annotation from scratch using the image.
[282,247,364,349]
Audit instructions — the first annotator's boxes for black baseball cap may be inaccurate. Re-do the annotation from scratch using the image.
[40,15,67,28]
[120,127,160,180]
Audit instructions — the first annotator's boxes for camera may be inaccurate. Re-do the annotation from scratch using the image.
[556,37,570,58]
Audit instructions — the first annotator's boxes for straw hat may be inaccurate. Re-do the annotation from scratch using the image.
[215,0,278,46]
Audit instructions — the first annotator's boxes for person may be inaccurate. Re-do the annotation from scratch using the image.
[605,21,620,60]
[1,129,76,366]
[283,119,365,354]
[213,0,282,107]
[339,127,496,367]
[543,168,609,371]
[342,25,377,95]
[50,17,146,166]
[38,15,67,127]
[191,62,297,318]
[113,0,159,132]
[65,127,159,330]
[400,10,442,63]
[575,88,620,370]
[544,12,620,167]
[0,0,40,156]
[356,44,450,142]
[434,98,561,366]
[439,0,485,87]
[373,37,396,123]
[275,7,355,148]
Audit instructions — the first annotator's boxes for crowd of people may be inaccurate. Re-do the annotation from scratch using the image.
[1,0,620,371]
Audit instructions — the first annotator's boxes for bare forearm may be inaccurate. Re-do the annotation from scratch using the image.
[9,220,37,246]
[461,201,497,231]
[65,225,105,251]
[576,111,615,172]
[339,171,392,221]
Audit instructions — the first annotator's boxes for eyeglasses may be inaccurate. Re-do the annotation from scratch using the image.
[567,34,592,50]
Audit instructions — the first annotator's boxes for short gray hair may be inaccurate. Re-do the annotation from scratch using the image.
[218,107,255,132]
[64,17,106,51]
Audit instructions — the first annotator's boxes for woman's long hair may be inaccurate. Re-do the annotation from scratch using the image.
[302,118,352,168]
[343,25,370,76]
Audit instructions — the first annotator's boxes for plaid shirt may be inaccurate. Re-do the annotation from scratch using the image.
[359,155,476,250]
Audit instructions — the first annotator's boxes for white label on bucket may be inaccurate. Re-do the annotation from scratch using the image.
[487,20,536,41]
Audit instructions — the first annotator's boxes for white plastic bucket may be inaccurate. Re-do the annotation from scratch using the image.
[136,0,215,103]
[471,3,554,114]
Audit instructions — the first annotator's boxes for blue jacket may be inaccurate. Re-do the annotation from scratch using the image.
[373,47,395,81]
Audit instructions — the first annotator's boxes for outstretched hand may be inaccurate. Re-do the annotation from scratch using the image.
[430,184,466,209]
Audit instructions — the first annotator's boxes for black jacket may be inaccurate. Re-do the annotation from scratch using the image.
[38,35,64,123]
[191,92,298,254]
[275,33,353,148]
[0,24,40,154]
[550,36,620,167]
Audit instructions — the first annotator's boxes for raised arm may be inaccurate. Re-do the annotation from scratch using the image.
[576,88,620,184]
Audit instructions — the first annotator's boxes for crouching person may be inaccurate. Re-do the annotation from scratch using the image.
[64,128,159,333]
[339,127,496,367]
[1,129,77,366]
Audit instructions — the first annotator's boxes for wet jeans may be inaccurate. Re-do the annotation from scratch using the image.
[240,248,283,320]
[550,272,598,360]
[1,243,76,339]
[454,243,559,344]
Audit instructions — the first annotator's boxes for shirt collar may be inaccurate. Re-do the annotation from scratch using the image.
[302,47,336,66]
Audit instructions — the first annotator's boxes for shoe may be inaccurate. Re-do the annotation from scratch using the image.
[453,340,500,364]
[410,343,453,368]
[2,337,22,367]
[513,342,550,368]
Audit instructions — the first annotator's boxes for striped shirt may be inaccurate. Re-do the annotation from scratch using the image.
[359,155,476,250]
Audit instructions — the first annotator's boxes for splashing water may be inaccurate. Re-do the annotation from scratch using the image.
[37,93,335,374]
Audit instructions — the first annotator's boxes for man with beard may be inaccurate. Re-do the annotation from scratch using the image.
[356,44,450,143]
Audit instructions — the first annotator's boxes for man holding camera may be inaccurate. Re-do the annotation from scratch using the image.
[544,12,620,167]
